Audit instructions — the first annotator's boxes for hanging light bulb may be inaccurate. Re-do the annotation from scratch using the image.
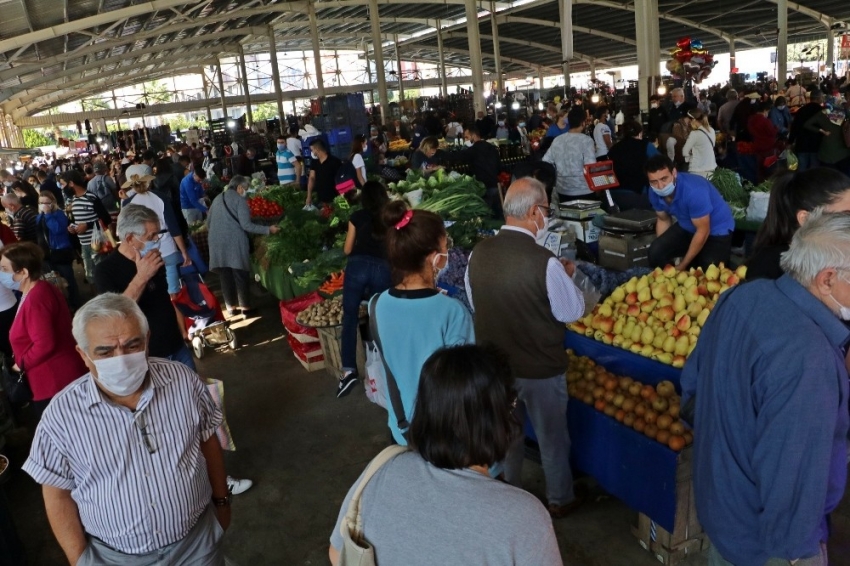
[591,93,600,104]
[538,102,545,110]
[657,85,667,96]
[227,120,236,128]
[511,101,520,110]
[495,101,503,109]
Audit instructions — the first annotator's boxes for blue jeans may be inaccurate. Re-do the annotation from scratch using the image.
[165,344,196,372]
[163,251,184,295]
[797,152,820,171]
[505,374,574,506]
[341,255,391,373]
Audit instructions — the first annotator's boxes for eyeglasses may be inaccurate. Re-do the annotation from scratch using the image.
[144,229,167,243]
[135,412,157,454]
[536,205,553,218]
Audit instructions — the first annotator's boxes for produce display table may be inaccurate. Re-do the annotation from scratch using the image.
[526,331,685,532]
[251,260,320,302]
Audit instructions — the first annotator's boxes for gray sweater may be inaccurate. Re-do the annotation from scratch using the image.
[207,190,270,272]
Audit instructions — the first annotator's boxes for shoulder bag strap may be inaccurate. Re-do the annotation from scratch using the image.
[341,445,408,540]
[368,294,411,441]
[221,193,240,225]
[699,128,715,148]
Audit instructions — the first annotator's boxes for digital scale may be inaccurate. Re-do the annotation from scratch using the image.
[583,161,620,213]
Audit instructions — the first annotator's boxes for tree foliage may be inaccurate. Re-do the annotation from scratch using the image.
[23,129,53,148]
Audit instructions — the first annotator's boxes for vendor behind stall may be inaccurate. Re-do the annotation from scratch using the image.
[410,136,440,173]
[645,155,734,270]
[441,125,501,217]
[305,138,341,207]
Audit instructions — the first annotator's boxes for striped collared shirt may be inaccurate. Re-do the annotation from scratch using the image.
[22,358,222,555]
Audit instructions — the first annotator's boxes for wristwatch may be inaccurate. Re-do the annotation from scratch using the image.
[211,495,231,507]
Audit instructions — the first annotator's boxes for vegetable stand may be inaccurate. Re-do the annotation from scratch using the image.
[525,332,706,563]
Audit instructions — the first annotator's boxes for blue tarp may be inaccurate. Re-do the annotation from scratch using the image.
[525,331,685,532]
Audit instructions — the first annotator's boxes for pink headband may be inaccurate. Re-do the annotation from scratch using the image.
[394,210,414,230]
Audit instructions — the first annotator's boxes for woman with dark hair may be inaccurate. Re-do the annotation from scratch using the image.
[368,202,473,442]
[0,242,86,419]
[607,119,659,210]
[349,134,368,187]
[746,168,850,280]
[335,181,393,397]
[11,180,39,208]
[329,345,562,566]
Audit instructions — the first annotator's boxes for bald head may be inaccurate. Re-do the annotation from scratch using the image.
[503,177,548,220]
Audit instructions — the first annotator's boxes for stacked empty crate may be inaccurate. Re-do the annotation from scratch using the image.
[309,93,369,162]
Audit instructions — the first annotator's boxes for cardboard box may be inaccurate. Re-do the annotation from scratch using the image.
[599,230,655,270]
[564,219,601,243]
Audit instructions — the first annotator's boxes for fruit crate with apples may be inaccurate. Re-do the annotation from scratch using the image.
[528,330,706,562]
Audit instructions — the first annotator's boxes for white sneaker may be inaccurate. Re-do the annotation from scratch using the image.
[226,476,253,495]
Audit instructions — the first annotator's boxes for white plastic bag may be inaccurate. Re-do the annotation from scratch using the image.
[364,341,388,410]
[405,188,424,207]
[746,191,770,222]
[572,268,602,317]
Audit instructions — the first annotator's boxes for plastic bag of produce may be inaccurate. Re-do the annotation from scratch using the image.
[572,266,601,317]
[746,191,770,222]
[364,341,388,409]
[405,188,424,207]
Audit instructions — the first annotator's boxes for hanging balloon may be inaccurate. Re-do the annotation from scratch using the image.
[674,62,684,75]
[690,40,704,51]
[692,48,707,55]
[666,59,680,73]
[704,53,714,63]
[677,37,692,50]
[691,57,706,65]
[670,48,682,57]
[676,49,693,63]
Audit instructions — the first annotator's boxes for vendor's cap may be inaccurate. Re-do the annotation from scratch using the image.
[744,92,760,99]
[121,174,155,189]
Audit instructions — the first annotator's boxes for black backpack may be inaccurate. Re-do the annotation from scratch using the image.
[334,160,359,195]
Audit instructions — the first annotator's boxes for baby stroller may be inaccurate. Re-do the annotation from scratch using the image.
[173,240,237,359]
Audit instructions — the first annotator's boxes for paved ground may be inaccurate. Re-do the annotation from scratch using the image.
[3,276,849,565]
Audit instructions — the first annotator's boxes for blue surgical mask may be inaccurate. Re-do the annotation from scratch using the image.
[652,181,676,198]
[0,271,21,291]
[518,122,526,128]
[139,239,160,257]
[277,143,286,151]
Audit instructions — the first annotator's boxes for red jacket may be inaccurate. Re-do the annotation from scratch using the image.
[10,281,87,400]
[747,113,779,153]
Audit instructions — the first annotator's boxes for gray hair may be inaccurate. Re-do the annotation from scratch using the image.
[1,193,20,206]
[116,204,160,241]
[72,293,149,353]
[227,175,249,192]
[780,211,850,287]
[671,88,685,98]
[93,160,107,174]
[502,177,547,219]
[726,89,738,100]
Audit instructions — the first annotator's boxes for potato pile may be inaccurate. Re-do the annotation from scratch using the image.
[297,298,343,327]
[566,350,693,451]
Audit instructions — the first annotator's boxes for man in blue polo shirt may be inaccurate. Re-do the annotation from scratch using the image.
[645,155,734,270]
[275,136,297,185]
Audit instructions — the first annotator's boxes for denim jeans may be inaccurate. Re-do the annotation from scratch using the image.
[505,374,574,506]
[50,261,81,310]
[163,251,184,295]
[796,152,820,171]
[341,255,391,373]
[165,344,197,372]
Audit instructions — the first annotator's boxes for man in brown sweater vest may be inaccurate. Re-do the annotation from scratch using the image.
[465,177,586,518]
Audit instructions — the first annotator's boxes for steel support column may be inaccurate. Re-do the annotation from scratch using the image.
[826,21,835,75]
[237,45,253,127]
[465,0,485,114]
[559,0,573,92]
[368,0,388,124]
[634,0,659,112]
[199,73,213,124]
[216,60,228,119]
[436,19,448,98]
[490,2,502,97]
[268,26,285,124]
[729,37,736,79]
[777,0,788,82]
[308,1,325,97]
[394,35,405,103]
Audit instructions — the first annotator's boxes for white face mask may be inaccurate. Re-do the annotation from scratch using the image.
[533,213,550,246]
[39,204,51,213]
[464,140,473,147]
[89,351,148,397]
[432,252,449,280]
[310,151,318,159]
[829,276,850,320]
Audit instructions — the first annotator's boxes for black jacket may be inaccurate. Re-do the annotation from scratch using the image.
[442,141,500,189]
[789,102,824,152]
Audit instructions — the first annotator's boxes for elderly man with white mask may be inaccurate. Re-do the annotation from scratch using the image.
[22,293,230,566]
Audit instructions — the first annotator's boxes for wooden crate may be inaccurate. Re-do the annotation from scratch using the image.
[631,447,708,565]
[316,325,365,379]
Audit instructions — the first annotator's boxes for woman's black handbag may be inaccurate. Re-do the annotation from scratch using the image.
[1,358,32,404]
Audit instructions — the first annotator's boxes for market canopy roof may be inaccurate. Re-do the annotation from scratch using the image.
[1,0,849,119]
